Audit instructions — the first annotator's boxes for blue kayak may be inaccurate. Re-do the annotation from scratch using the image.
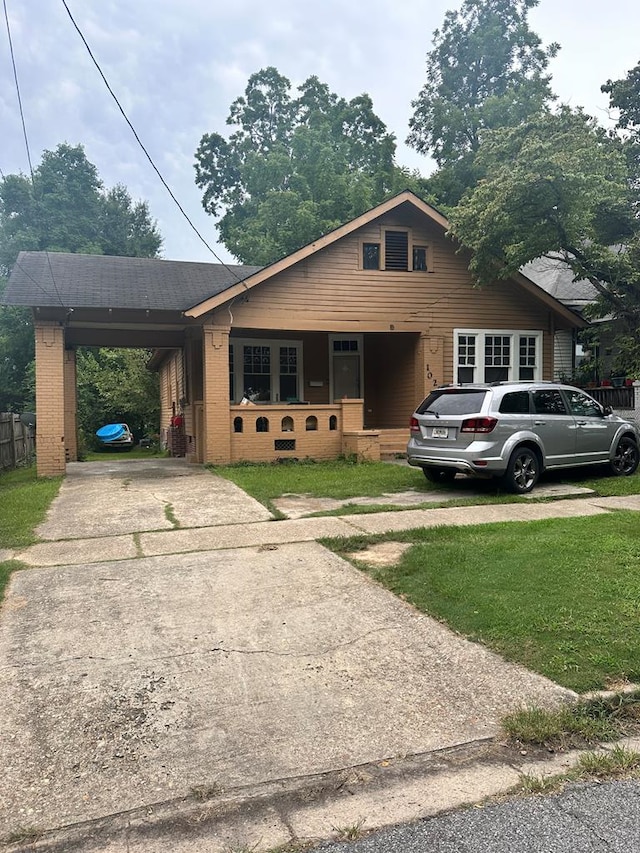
[96,423,125,442]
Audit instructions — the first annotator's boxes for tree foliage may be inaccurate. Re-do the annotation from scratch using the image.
[450,106,640,371]
[0,143,162,275]
[408,0,558,206]
[76,348,159,446]
[195,67,423,264]
[0,143,162,419]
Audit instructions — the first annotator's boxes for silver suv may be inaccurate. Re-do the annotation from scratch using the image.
[407,382,639,493]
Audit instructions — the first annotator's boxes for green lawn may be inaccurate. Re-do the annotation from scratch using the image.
[325,511,640,693]
[213,458,640,515]
[0,465,62,601]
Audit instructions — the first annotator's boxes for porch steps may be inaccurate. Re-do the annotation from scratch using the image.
[379,428,409,459]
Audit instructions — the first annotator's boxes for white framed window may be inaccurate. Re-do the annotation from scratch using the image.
[454,329,543,384]
[229,338,303,403]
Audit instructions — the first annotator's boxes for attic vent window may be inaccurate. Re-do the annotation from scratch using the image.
[363,242,380,270]
[385,230,409,271]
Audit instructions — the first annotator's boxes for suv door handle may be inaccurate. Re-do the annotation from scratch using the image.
[576,420,587,426]
[534,420,546,426]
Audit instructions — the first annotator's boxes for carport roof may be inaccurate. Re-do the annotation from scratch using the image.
[2,251,262,311]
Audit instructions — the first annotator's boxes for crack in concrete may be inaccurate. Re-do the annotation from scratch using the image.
[0,625,408,673]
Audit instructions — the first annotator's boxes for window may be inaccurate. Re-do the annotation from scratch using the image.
[413,246,429,271]
[363,242,380,270]
[519,336,537,381]
[256,416,269,432]
[233,416,243,433]
[499,391,531,414]
[457,334,476,384]
[454,330,542,384]
[229,339,302,403]
[565,389,602,418]
[533,389,566,415]
[243,345,271,401]
[305,415,318,431]
[484,335,510,383]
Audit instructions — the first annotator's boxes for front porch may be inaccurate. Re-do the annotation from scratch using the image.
[169,326,441,466]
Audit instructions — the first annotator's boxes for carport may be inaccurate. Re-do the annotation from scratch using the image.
[2,251,258,476]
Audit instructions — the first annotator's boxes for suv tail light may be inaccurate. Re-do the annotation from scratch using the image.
[461,417,498,434]
[410,417,420,434]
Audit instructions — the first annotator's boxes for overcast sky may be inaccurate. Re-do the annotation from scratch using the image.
[1,1,639,264]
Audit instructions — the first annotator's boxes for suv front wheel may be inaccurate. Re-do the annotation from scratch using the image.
[609,436,639,476]
[502,447,540,494]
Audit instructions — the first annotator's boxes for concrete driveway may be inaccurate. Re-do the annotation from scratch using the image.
[0,459,576,849]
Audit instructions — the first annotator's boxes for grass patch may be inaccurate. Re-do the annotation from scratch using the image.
[324,512,640,692]
[503,692,640,748]
[577,745,640,778]
[211,459,640,518]
[0,465,62,548]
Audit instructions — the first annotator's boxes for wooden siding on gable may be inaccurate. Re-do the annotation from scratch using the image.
[219,212,568,343]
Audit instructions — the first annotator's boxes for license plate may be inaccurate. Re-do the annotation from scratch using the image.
[432,427,449,439]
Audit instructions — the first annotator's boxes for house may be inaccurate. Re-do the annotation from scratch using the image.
[2,191,585,477]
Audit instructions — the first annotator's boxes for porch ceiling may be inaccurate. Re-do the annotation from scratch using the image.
[34,306,197,349]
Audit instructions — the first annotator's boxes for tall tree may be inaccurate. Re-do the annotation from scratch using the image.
[602,61,640,191]
[0,143,162,415]
[407,0,559,207]
[449,106,640,372]
[195,67,423,265]
[0,143,162,275]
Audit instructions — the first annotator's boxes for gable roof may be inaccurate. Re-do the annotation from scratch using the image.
[184,190,450,318]
[2,251,260,312]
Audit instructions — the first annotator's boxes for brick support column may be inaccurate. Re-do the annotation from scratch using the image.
[340,398,364,431]
[64,349,78,462]
[35,321,66,477]
[418,334,444,401]
[202,321,231,464]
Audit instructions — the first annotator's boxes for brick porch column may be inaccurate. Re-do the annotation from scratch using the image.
[35,321,66,477]
[418,333,444,401]
[202,321,231,464]
[64,348,78,462]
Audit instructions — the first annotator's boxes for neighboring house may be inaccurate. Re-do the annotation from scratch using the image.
[521,256,618,382]
[2,191,585,477]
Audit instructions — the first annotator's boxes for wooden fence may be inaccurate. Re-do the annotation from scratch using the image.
[0,413,35,471]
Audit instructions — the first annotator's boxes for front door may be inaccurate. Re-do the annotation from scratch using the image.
[330,335,363,400]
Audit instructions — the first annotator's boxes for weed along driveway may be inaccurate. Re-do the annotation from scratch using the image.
[0,459,577,847]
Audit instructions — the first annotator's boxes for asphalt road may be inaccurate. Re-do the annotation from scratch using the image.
[310,780,640,853]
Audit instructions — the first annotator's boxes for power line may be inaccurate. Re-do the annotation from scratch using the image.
[2,0,65,309]
[3,0,33,178]
[60,0,246,284]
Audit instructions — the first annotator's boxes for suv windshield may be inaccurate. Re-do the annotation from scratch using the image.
[416,389,487,416]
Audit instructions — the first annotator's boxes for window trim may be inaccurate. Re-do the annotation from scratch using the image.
[454,329,543,384]
[230,337,303,403]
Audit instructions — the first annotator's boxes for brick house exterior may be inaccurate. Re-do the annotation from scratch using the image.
[2,192,585,476]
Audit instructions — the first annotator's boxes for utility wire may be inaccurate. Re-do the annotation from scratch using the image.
[3,0,33,177]
[3,0,65,308]
[60,0,246,284]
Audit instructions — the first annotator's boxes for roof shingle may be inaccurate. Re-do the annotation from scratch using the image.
[2,252,262,311]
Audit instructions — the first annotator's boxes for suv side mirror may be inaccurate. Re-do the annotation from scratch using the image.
[603,405,613,416]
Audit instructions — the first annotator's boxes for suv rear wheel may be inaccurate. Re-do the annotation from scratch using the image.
[609,436,639,476]
[423,468,457,485]
[502,447,539,494]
